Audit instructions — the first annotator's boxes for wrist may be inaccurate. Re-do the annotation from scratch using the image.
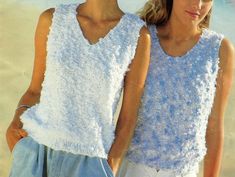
[15,104,31,115]
[13,105,30,127]
[107,157,122,175]
[11,118,23,128]
[16,104,31,111]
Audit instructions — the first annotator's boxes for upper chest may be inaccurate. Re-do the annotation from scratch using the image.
[76,15,124,45]
[157,36,201,58]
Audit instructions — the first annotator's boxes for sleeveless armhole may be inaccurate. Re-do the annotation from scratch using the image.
[211,31,225,77]
[124,15,146,73]
[46,5,59,54]
[214,32,225,62]
[204,30,225,90]
[147,25,157,40]
[215,34,225,87]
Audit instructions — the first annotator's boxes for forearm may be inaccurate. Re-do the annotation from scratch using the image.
[12,89,40,126]
[107,86,143,175]
[204,131,224,177]
[107,117,137,174]
[109,118,136,157]
[203,38,234,177]
[6,89,40,151]
[107,26,150,175]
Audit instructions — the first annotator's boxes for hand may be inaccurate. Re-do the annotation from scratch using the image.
[6,121,28,152]
[107,157,121,176]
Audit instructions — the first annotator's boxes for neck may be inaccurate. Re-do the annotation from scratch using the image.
[164,16,201,41]
[78,0,122,20]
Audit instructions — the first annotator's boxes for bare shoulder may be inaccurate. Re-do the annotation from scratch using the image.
[219,38,234,66]
[34,8,55,39]
[37,8,55,27]
[137,26,151,47]
[39,8,55,20]
[218,38,234,87]
[139,26,151,36]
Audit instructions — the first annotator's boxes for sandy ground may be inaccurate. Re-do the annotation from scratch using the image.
[0,2,235,177]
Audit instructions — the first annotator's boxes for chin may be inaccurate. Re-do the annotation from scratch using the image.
[180,18,199,28]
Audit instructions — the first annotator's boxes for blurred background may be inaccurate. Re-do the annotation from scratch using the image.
[0,0,234,176]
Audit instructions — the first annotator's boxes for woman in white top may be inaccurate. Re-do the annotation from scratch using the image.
[6,0,151,176]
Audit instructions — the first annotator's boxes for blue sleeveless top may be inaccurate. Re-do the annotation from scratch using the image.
[126,25,224,175]
[20,3,145,158]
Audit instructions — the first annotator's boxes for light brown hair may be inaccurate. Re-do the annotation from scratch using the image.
[138,0,211,28]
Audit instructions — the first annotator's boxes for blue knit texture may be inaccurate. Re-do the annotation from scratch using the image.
[126,25,224,176]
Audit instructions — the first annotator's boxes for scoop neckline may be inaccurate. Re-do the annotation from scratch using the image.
[152,25,206,60]
[73,3,128,47]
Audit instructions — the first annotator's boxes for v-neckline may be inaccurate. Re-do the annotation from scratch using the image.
[152,25,206,60]
[74,3,127,47]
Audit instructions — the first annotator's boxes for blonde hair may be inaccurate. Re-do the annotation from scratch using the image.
[138,0,211,28]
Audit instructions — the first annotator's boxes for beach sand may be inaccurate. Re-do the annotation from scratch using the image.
[0,2,235,177]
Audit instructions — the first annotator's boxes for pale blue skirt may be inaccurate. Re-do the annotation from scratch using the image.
[9,136,114,177]
[118,159,198,177]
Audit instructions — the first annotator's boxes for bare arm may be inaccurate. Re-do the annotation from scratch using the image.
[204,38,234,177]
[5,8,54,152]
[107,27,151,175]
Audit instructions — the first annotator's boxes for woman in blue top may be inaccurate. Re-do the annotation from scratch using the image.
[123,0,234,177]
[5,0,151,176]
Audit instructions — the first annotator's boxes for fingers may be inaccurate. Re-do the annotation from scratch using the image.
[6,122,28,152]
[18,129,28,137]
[9,130,27,152]
[6,129,20,152]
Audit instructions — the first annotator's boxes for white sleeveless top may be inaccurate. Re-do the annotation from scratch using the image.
[20,3,145,158]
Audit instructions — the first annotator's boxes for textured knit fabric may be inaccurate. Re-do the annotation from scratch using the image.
[126,25,224,176]
[20,3,145,158]
[9,136,114,177]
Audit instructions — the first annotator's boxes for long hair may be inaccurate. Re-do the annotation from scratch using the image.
[138,0,211,28]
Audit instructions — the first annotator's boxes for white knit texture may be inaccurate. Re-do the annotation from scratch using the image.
[20,3,145,158]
